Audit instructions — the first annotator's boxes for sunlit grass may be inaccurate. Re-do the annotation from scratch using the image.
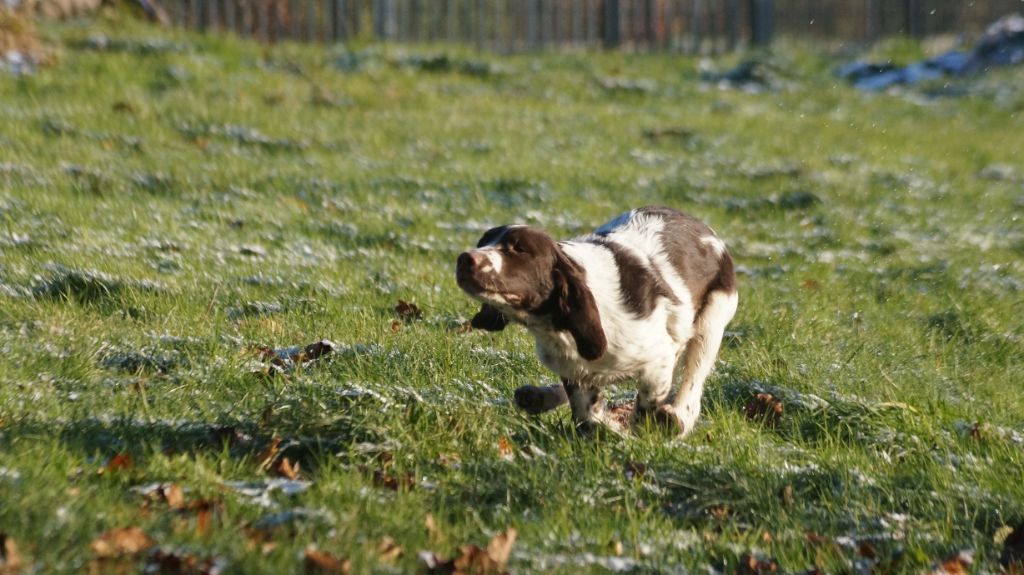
[0,13,1022,574]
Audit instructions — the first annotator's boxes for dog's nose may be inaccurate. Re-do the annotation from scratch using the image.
[457,251,482,271]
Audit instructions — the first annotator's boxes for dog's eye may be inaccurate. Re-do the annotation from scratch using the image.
[506,241,523,254]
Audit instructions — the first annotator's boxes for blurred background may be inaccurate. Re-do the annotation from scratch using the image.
[5,0,1024,52]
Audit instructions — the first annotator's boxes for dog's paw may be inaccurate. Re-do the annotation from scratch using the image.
[634,404,685,435]
[513,384,568,415]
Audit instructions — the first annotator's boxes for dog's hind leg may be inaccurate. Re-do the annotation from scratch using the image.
[564,379,622,435]
[513,383,568,414]
[666,289,738,435]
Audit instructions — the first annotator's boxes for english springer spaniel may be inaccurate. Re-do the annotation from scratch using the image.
[456,206,737,436]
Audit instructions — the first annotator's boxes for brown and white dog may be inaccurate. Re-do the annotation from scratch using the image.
[456,206,737,435]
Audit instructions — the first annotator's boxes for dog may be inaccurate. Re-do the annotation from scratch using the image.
[456,206,737,435]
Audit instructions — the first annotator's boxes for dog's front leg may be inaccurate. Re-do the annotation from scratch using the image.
[634,362,684,434]
[564,379,622,435]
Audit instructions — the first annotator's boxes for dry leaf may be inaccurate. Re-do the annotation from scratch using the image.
[497,437,514,460]
[779,485,794,506]
[304,548,350,574]
[158,483,185,510]
[708,505,732,521]
[0,533,22,575]
[276,458,301,480]
[105,453,134,473]
[377,537,403,563]
[932,550,973,574]
[256,437,282,470]
[190,500,222,538]
[485,529,516,566]
[735,552,779,574]
[390,320,402,333]
[744,393,783,425]
[394,300,423,321]
[425,514,440,541]
[801,279,821,291]
[91,527,155,558]
[370,468,415,491]
[146,549,223,575]
[421,529,517,574]
[623,461,647,480]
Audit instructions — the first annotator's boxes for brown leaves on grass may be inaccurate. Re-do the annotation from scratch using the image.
[734,553,779,574]
[394,300,423,321]
[744,393,783,426]
[91,527,154,558]
[146,550,224,575]
[930,550,973,574]
[102,453,134,474]
[304,548,351,574]
[0,533,22,575]
[275,457,301,480]
[377,537,403,563]
[420,528,517,575]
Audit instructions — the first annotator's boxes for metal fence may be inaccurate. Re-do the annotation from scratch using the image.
[165,0,1024,51]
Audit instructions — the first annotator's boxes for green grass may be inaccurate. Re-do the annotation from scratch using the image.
[1,11,1023,574]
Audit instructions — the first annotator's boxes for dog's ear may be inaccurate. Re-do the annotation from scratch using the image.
[552,255,607,361]
[476,225,508,248]
[470,304,508,331]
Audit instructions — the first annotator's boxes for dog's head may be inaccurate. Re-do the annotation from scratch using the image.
[456,225,606,361]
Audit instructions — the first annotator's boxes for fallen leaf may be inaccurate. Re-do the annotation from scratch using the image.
[256,437,282,471]
[369,468,415,491]
[609,540,623,556]
[931,550,973,574]
[623,461,647,480]
[189,500,223,538]
[708,505,732,520]
[420,528,518,574]
[275,458,301,480]
[485,529,516,566]
[146,549,224,574]
[91,527,155,558]
[497,437,514,460]
[157,483,185,510]
[304,547,350,574]
[394,300,422,321]
[801,279,821,291]
[804,531,830,545]
[0,533,22,574]
[425,515,440,541]
[780,485,794,506]
[390,320,402,333]
[377,537,403,563]
[735,552,779,574]
[744,393,783,425]
[105,453,134,473]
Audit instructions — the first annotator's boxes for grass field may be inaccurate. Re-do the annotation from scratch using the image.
[1,12,1023,574]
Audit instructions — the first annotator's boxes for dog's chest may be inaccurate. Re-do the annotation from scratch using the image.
[531,326,651,384]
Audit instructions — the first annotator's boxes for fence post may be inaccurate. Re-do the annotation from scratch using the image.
[374,0,391,39]
[603,0,620,48]
[749,0,773,46]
